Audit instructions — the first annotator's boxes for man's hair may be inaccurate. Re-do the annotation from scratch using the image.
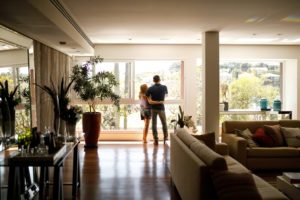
[153,75,160,83]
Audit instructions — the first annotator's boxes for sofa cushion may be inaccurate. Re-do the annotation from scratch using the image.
[252,128,277,147]
[222,120,279,134]
[192,132,216,150]
[247,147,299,157]
[190,141,228,171]
[281,127,300,147]
[264,124,284,146]
[211,170,263,200]
[235,128,258,148]
[176,128,198,147]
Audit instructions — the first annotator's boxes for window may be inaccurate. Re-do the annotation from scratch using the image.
[74,59,183,131]
[196,62,203,127]
[0,65,30,134]
[220,60,281,121]
[220,60,281,110]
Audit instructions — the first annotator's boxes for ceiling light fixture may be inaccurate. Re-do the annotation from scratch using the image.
[281,38,300,43]
[59,41,66,45]
[245,16,265,23]
[281,15,300,23]
[235,38,279,43]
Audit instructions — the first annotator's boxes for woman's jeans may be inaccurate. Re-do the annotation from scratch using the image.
[151,109,168,141]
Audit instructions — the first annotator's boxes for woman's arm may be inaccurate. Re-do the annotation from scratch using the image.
[147,96,164,105]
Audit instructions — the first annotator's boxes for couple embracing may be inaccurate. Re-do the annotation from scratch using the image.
[139,75,168,145]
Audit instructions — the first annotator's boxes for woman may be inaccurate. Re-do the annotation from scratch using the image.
[139,84,163,144]
[139,84,151,143]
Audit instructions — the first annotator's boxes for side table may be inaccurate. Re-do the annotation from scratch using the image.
[277,175,300,200]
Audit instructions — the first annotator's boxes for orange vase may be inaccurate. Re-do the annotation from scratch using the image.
[82,112,101,148]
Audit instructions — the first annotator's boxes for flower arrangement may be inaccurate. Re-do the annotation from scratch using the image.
[171,106,198,133]
[63,105,83,124]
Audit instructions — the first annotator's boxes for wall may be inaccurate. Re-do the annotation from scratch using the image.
[34,41,71,132]
[95,44,300,123]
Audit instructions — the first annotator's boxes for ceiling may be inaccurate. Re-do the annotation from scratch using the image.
[1,0,300,55]
[0,41,18,51]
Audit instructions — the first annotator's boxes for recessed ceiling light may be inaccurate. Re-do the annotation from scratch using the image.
[281,15,300,23]
[128,38,132,41]
[59,41,66,45]
[235,38,279,43]
[245,16,265,23]
[281,38,300,43]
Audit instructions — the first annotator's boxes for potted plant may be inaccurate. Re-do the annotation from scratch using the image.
[0,80,21,138]
[71,56,120,147]
[36,77,75,134]
[171,105,198,133]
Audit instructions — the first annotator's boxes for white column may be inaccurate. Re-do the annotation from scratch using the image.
[202,31,220,137]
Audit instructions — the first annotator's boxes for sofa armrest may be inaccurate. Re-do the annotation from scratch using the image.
[222,133,247,165]
[215,143,229,155]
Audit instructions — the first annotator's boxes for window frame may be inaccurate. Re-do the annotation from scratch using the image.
[71,58,184,132]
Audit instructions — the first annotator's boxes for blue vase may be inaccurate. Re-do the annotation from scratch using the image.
[260,98,268,110]
[273,100,281,111]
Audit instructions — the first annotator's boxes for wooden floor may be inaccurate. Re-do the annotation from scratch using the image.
[1,142,173,200]
[0,142,285,200]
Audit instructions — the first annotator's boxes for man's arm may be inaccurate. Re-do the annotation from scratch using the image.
[147,97,163,105]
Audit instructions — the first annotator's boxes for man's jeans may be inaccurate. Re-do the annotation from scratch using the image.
[151,109,168,141]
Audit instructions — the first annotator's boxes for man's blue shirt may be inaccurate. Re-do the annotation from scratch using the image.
[146,83,168,110]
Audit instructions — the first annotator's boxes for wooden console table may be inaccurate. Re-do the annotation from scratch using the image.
[6,140,80,200]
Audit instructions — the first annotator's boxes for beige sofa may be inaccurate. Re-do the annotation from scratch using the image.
[170,128,288,200]
[222,120,300,170]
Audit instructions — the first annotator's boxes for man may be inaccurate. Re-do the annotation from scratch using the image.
[146,75,168,145]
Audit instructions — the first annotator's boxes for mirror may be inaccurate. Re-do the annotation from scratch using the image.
[0,25,33,150]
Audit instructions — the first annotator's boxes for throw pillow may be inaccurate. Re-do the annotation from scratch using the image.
[252,127,276,147]
[281,127,300,147]
[234,129,258,148]
[192,132,216,150]
[264,124,284,146]
[211,170,263,200]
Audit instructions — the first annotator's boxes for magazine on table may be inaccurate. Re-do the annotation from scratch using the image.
[283,172,300,184]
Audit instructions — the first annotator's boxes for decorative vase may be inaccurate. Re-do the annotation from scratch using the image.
[1,100,11,139]
[260,98,268,110]
[66,122,76,137]
[273,99,281,111]
[83,112,101,148]
[59,119,66,136]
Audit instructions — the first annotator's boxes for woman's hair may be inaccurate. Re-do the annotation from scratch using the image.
[139,84,148,98]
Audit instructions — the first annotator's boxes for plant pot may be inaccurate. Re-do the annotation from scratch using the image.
[82,112,101,148]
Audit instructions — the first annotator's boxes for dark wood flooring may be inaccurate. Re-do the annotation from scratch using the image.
[0,141,286,200]
[1,142,173,200]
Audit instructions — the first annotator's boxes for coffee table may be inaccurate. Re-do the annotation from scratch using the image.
[277,175,300,200]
